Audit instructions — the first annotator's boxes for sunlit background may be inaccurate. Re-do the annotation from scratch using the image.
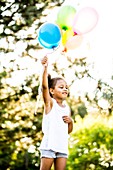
[1,0,112,84]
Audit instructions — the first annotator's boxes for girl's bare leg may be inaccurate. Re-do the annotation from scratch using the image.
[40,157,54,170]
[54,157,67,170]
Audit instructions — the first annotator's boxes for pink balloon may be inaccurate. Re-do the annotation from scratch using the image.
[73,7,98,34]
[65,35,83,50]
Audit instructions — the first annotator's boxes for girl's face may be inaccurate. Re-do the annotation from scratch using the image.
[50,79,69,100]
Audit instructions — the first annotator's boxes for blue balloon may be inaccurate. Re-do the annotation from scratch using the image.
[38,22,61,49]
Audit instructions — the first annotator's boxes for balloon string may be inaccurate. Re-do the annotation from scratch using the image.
[34,66,44,115]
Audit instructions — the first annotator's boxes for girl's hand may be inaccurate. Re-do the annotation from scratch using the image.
[62,116,72,124]
[41,56,48,67]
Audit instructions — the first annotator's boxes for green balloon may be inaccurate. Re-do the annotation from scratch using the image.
[56,5,76,30]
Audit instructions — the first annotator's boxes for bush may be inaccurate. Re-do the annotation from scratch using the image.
[67,114,113,170]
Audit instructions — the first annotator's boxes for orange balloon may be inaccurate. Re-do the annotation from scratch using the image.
[65,35,83,50]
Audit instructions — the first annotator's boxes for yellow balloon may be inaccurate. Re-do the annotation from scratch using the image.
[62,29,74,45]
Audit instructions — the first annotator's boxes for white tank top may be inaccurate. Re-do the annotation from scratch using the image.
[39,98,70,154]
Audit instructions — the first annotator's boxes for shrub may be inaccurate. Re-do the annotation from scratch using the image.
[67,115,113,170]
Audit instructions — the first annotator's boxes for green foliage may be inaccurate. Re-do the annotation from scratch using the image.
[0,66,43,169]
[77,103,87,118]
[67,115,113,170]
[0,110,43,170]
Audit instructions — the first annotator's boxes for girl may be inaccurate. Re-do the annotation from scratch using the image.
[39,55,73,170]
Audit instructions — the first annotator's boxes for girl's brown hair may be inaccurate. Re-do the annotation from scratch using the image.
[48,74,64,97]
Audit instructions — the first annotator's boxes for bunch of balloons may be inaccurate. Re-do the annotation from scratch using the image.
[38,5,98,51]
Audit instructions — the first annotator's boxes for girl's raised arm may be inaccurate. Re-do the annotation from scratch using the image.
[41,56,52,113]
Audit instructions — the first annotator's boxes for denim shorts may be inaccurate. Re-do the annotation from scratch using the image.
[40,149,68,158]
